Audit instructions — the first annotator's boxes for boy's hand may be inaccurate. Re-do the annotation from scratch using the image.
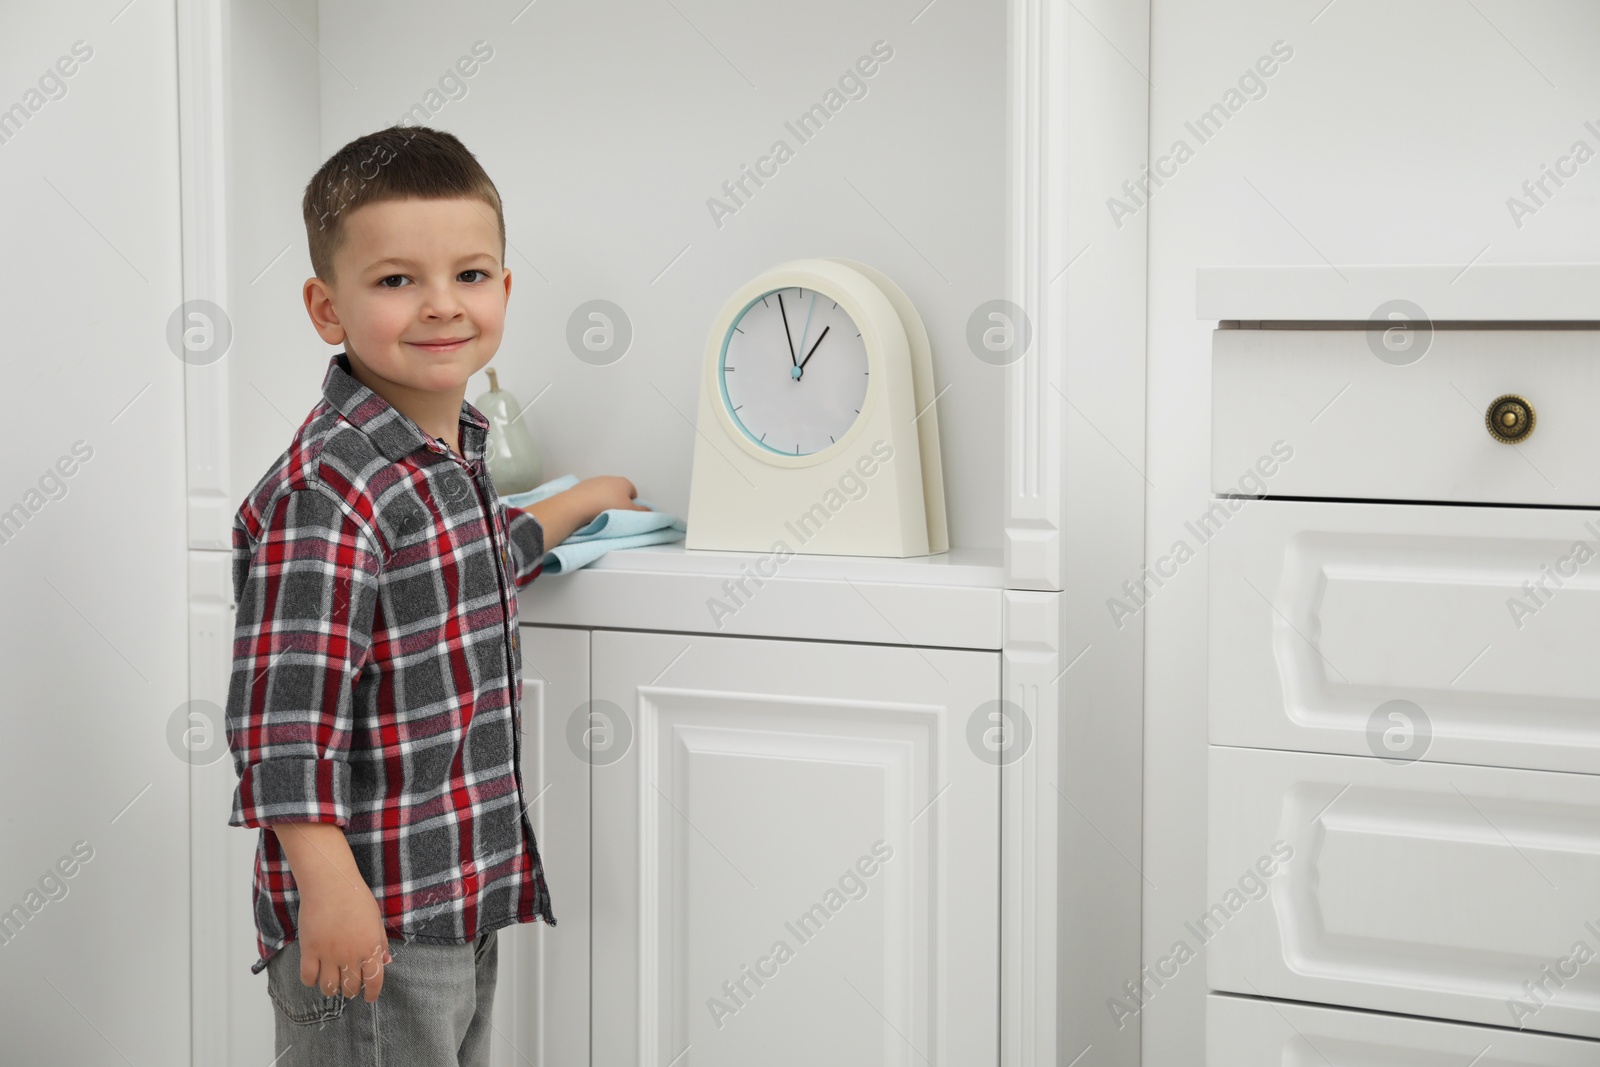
[516,475,651,549]
[576,475,650,517]
[296,878,393,1002]
[271,821,392,1002]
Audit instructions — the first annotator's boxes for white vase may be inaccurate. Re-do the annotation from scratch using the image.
[474,367,544,494]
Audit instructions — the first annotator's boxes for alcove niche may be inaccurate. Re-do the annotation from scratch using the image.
[179,3,1148,1065]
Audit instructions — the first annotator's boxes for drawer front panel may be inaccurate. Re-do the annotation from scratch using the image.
[1210,498,1600,774]
[1212,328,1600,507]
[1208,746,1600,1039]
[1209,994,1600,1065]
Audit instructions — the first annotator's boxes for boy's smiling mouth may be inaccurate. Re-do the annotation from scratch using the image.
[407,337,473,352]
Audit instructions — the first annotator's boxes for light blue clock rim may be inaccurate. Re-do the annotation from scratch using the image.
[717,285,863,457]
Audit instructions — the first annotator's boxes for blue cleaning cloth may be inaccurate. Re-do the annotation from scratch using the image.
[501,474,686,575]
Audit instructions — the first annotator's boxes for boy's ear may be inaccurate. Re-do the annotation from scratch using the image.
[304,276,347,346]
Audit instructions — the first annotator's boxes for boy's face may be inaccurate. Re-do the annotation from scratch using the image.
[304,196,511,396]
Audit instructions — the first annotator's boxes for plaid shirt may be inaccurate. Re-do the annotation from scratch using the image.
[225,352,555,976]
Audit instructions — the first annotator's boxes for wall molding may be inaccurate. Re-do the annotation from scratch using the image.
[176,1,236,1064]
[177,0,232,553]
[1002,2,1148,1065]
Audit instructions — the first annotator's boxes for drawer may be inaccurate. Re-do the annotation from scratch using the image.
[1212,327,1600,507]
[1210,498,1600,775]
[1209,994,1600,1065]
[1208,746,1600,1039]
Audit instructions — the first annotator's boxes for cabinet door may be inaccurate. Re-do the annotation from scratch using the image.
[493,625,590,1067]
[592,630,1000,1067]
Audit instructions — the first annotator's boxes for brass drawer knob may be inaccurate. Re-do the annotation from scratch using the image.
[1486,394,1535,443]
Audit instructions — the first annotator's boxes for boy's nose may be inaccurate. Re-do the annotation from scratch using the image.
[419,285,468,317]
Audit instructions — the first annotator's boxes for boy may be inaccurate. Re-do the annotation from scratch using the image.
[224,125,645,1065]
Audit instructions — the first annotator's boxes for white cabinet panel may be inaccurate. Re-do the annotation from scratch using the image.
[1209,746,1600,1039]
[1209,994,1600,1065]
[591,630,999,1067]
[1212,328,1600,507]
[1210,499,1600,774]
[494,626,590,1067]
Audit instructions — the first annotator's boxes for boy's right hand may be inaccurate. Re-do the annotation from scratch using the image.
[270,820,392,1002]
[295,878,392,1002]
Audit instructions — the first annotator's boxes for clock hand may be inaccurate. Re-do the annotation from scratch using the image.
[777,292,798,367]
[797,325,830,374]
[794,291,817,366]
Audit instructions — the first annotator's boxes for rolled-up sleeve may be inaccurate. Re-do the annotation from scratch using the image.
[505,505,547,588]
[225,485,383,829]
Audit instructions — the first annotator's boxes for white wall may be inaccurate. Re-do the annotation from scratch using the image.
[224,0,1008,553]
[0,2,189,1060]
[1142,1,1600,1062]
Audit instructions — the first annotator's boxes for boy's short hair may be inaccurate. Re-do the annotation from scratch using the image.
[301,124,505,285]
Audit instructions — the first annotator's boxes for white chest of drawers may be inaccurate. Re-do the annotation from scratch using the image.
[1200,268,1600,1063]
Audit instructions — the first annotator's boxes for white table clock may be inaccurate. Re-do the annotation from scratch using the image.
[686,258,948,557]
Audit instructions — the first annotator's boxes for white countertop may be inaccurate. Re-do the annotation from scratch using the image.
[517,542,1005,651]
[550,540,1004,585]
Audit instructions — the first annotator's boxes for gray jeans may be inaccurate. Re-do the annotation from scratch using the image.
[266,927,500,1066]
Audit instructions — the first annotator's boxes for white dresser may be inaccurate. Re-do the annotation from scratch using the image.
[1200,267,1600,1063]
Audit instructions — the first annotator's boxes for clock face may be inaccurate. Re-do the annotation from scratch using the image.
[719,287,871,456]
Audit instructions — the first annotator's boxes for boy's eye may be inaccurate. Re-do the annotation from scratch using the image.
[377,271,488,288]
